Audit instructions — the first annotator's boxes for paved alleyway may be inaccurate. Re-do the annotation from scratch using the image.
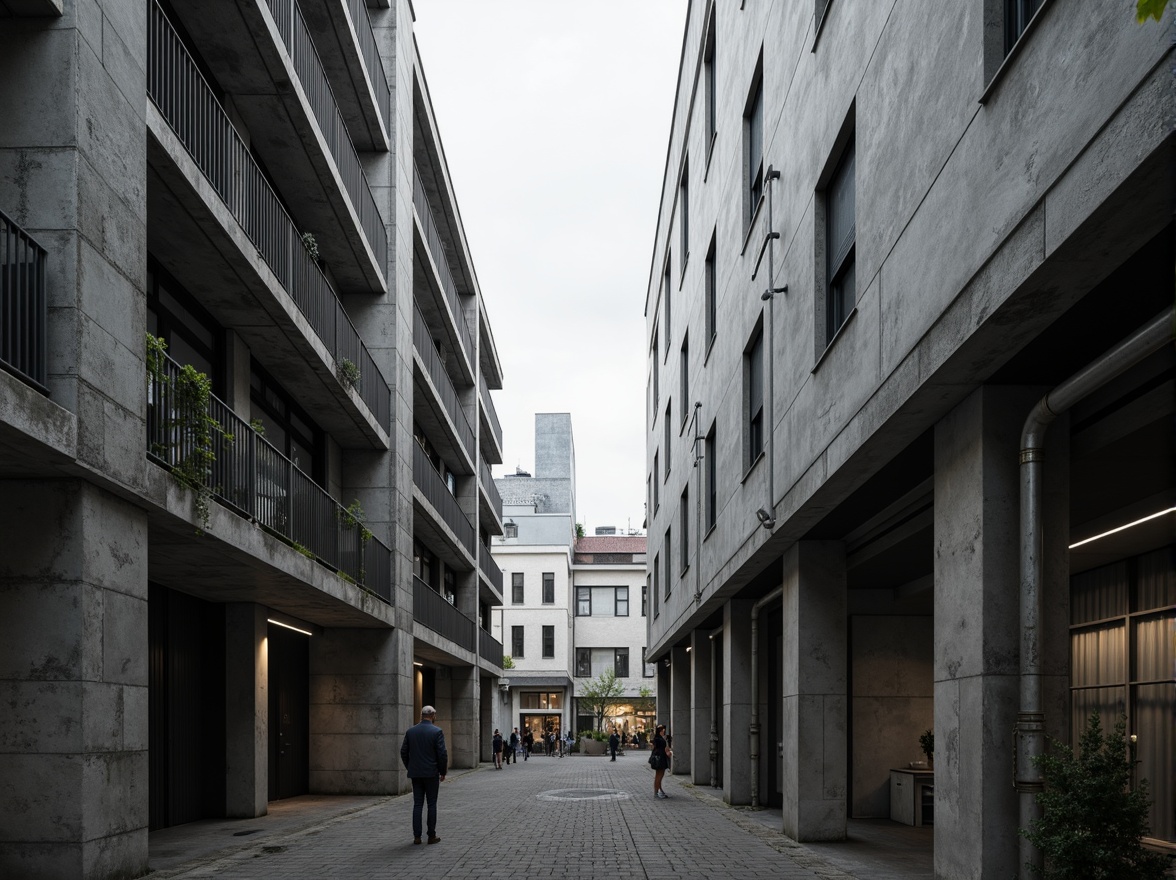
[150,753,932,879]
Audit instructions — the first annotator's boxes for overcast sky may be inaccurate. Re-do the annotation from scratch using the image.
[413,1,687,534]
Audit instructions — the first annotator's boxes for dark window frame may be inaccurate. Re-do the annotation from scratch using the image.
[542,572,555,604]
[511,625,525,658]
[511,572,524,605]
[614,648,630,679]
[824,135,856,346]
[705,232,717,353]
[745,324,765,466]
[744,63,764,230]
[705,422,718,533]
[542,625,554,659]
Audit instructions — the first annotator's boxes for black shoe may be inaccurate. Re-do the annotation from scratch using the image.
[413,837,422,844]
[428,835,441,845]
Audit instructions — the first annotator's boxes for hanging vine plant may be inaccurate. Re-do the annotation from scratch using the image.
[339,498,374,583]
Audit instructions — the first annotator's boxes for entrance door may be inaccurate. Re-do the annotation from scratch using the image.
[520,713,561,751]
[268,622,309,800]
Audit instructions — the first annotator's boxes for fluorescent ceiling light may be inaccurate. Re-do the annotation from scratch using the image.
[1068,507,1175,549]
[267,618,312,637]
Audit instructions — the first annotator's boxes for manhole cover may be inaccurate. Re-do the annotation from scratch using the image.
[537,788,630,802]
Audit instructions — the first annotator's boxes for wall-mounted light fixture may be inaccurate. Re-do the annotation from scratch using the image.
[267,618,312,636]
[1069,507,1175,549]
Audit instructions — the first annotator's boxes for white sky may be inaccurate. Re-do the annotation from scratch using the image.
[413,0,687,534]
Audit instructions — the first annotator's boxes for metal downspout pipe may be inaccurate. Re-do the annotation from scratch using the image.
[750,585,784,808]
[1014,306,1173,876]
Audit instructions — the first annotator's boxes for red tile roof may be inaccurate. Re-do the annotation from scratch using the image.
[575,535,647,553]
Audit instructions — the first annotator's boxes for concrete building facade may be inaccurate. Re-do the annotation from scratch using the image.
[0,1,504,877]
[644,1,1172,877]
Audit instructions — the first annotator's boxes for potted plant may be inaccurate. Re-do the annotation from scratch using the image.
[919,729,934,768]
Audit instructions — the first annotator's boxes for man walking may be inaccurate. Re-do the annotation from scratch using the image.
[506,728,518,764]
[608,728,620,761]
[400,705,447,845]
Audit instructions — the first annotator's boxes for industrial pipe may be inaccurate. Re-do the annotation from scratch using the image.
[749,585,783,808]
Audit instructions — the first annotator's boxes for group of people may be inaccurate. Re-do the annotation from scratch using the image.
[401,708,675,844]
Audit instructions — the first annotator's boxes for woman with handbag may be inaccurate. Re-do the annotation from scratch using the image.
[649,724,672,799]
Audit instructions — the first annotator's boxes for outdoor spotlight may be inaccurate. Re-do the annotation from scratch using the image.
[755,507,776,529]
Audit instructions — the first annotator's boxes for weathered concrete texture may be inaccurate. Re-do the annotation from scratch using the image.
[670,645,692,775]
[224,604,267,818]
[722,598,753,805]
[689,629,715,785]
[781,542,848,841]
[0,480,149,880]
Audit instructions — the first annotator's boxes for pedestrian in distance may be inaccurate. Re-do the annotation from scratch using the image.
[523,728,533,760]
[400,705,447,844]
[506,728,518,764]
[608,729,620,761]
[649,723,672,799]
[492,728,503,769]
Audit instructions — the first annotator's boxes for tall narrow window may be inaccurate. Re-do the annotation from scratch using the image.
[680,336,689,428]
[704,9,716,159]
[653,554,661,617]
[663,256,672,358]
[643,581,649,617]
[653,452,660,510]
[679,159,690,267]
[511,572,524,604]
[705,422,717,532]
[680,485,690,574]
[705,232,717,349]
[614,648,630,678]
[664,527,672,598]
[1004,0,1042,55]
[575,648,591,677]
[542,572,555,604]
[746,326,764,464]
[542,625,554,658]
[825,136,856,345]
[745,71,764,226]
[651,326,659,411]
[664,401,672,477]
[617,587,629,617]
[511,625,525,657]
[576,586,590,616]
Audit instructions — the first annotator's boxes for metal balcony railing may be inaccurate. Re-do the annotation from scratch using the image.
[478,542,503,593]
[414,574,476,651]
[478,628,504,668]
[479,373,503,451]
[412,440,475,557]
[0,209,47,394]
[263,0,387,269]
[412,165,474,366]
[346,0,390,135]
[148,1,390,431]
[413,301,474,458]
[147,349,392,604]
[479,454,502,520]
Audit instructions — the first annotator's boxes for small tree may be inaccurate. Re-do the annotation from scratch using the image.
[1020,710,1169,880]
[579,668,626,732]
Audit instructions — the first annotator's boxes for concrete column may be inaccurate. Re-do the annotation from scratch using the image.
[780,541,848,841]
[933,386,1068,880]
[446,665,479,770]
[670,646,691,775]
[655,659,671,729]
[722,598,753,805]
[308,627,403,795]
[224,604,268,816]
[689,630,714,785]
[0,481,149,879]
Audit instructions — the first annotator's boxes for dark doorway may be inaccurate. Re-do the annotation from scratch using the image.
[267,622,309,800]
[148,584,226,830]
[766,620,784,808]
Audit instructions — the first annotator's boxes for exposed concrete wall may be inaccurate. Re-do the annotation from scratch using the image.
[0,481,149,880]
[669,645,691,775]
[722,598,752,805]
[225,603,268,817]
[689,629,715,785]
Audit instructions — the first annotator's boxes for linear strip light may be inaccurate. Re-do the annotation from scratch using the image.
[1068,507,1176,550]
[267,618,313,637]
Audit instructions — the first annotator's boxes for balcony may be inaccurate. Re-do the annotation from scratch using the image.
[0,209,47,394]
[479,373,503,463]
[478,542,502,594]
[478,628,504,668]
[413,300,475,463]
[414,575,475,652]
[147,348,392,604]
[412,440,475,558]
[479,454,502,522]
[148,0,390,434]
[413,165,474,374]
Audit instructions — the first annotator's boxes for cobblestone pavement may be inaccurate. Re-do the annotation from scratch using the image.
[152,754,874,879]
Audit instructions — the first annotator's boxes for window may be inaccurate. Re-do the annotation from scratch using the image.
[680,336,689,428]
[653,555,660,617]
[642,581,648,617]
[576,648,627,679]
[511,572,524,604]
[521,692,562,709]
[705,422,717,532]
[642,647,655,677]
[413,540,438,587]
[616,586,629,617]
[705,232,717,349]
[653,452,660,511]
[815,0,833,31]
[651,326,660,410]
[504,522,518,539]
[679,159,689,267]
[745,68,764,227]
[614,648,630,679]
[1004,0,1042,55]
[664,401,672,477]
[663,527,672,598]
[663,256,672,358]
[746,325,764,465]
[511,625,525,658]
[251,362,324,483]
[825,136,856,345]
[147,260,223,393]
[542,572,555,604]
[542,625,554,658]
[680,485,690,574]
[704,9,716,159]
[576,587,591,616]
[575,648,590,677]
[575,586,629,617]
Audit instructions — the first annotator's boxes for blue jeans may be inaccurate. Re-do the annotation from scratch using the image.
[411,776,440,838]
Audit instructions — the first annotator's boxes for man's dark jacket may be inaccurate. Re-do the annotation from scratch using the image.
[401,719,448,778]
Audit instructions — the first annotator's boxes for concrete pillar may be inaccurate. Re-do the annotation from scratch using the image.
[224,604,268,816]
[780,541,848,841]
[655,658,671,729]
[690,630,714,785]
[933,386,1069,880]
[670,646,691,775]
[0,481,149,880]
[308,627,402,795]
[722,598,753,804]
[447,665,479,769]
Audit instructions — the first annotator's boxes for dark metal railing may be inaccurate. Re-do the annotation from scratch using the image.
[478,628,504,668]
[479,373,503,451]
[478,542,503,593]
[413,301,474,457]
[147,349,392,604]
[412,441,475,556]
[148,1,390,431]
[479,454,502,521]
[0,209,48,394]
[412,165,474,366]
[263,0,387,269]
[414,575,476,651]
[346,0,390,135]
